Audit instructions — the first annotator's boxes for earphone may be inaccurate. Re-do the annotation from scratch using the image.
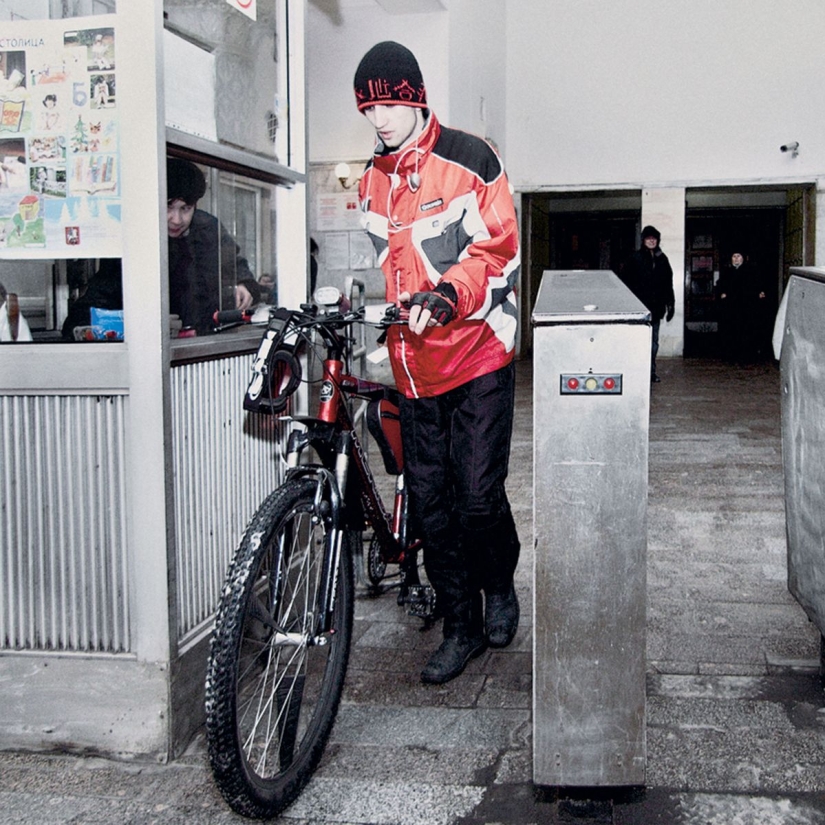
[386,143,424,226]
[389,169,421,192]
[363,136,425,229]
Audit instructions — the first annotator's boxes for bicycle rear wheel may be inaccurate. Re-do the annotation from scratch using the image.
[206,478,354,819]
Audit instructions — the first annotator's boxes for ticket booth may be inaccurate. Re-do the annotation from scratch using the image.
[532,270,650,787]
[0,0,307,759]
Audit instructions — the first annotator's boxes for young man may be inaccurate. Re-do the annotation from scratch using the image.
[354,41,521,684]
[621,225,675,382]
[166,158,257,334]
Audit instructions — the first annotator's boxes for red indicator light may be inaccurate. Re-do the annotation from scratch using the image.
[603,377,615,390]
[567,377,579,390]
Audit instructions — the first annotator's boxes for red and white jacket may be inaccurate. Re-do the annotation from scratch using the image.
[358,112,520,399]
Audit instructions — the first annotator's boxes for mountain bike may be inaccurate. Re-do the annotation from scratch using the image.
[204,287,435,820]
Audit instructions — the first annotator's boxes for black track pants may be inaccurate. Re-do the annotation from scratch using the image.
[400,362,521,634]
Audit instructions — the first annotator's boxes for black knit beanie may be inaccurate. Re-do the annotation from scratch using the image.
[354,41,427,111]
[641,225,661,242]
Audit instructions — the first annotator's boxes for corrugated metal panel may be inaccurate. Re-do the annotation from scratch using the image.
[0,395,129,652]
[171,355,283,643]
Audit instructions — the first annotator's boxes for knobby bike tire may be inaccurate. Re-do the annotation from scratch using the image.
[205,479,354,819]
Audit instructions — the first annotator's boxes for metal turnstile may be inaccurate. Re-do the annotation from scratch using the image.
[532,270,651,787]
[780,267,825,657]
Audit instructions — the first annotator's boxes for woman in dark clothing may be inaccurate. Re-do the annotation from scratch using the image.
[716,251,767,363]
[620,225,675,382]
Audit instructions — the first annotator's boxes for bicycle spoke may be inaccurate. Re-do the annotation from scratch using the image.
[234,505,329,778]
[207,479,354,819]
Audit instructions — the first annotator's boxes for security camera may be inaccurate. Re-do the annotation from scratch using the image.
[780,141,799,154]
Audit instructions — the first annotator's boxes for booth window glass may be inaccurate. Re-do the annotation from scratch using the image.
[0,0,289,344]
[165,159,276,338]
[164,0,283,161]
[0,0,119,342]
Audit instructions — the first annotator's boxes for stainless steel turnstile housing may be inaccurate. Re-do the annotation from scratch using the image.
[532,270,651,787]
[780,267,825,649]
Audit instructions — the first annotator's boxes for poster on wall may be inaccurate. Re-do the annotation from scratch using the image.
[0,16,121,259]
[226,0,257,22]
[316,192,362,232]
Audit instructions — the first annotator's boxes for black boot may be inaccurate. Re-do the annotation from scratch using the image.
[421,594,485,685]
[485,583,519,648]
[465,506,521,648]
[420,632,487,685]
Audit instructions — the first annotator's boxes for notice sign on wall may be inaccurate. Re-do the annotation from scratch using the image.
[0,16,121,259]
[226,0,257,21]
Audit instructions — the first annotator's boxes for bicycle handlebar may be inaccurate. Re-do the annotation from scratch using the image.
[241,297,405,415]
[213,300,408,334]
[213,308,255,326]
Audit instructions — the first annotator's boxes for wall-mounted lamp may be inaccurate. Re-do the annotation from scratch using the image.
[780,141,800,158]
[335,162,361,189]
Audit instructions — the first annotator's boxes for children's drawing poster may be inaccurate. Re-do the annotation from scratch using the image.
[0,17,121,258]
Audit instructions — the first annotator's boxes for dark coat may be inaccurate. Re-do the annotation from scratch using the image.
[716,261,765,310]
[716,261,769,359]
[168,209,254,334]
[621,246,675,321]
[61,259,123,339]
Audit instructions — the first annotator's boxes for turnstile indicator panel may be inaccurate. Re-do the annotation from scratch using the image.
[560,373,623,394]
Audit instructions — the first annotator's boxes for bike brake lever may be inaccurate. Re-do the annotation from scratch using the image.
[363,303,409,327]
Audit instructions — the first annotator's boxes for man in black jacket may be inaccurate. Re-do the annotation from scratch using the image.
[621,225,675,383]
[166,158,257,335]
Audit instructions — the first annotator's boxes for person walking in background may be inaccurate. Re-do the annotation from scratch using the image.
[621,225,675,383]
[354,41,522,685]
[716,250,768,363]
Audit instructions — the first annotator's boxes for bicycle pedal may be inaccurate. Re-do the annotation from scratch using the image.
[402,584,436,620]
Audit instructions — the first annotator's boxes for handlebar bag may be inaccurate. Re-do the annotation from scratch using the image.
[243,308,302,414]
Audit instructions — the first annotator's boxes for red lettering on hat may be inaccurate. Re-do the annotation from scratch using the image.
[368,78,392,101]
[394,80,416,102]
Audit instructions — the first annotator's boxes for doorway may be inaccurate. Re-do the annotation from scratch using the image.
[684,209,784,358]
[522,191,641,356]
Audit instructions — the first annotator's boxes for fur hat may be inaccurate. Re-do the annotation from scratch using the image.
[354,41,427,112]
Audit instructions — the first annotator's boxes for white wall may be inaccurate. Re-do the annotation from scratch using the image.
[308,0,825,188]
[446,0,507,156]
[307,0,449,164]
[505,0,825,189]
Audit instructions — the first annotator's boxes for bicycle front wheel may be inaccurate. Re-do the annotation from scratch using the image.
[205,478,354,819]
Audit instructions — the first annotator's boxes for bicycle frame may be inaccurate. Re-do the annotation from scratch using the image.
[292,363,413,528]
[275,321,426,633]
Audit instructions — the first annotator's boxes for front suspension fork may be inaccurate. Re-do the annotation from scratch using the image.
[285,428,353,637]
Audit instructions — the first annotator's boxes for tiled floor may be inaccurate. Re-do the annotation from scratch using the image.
[2,356,825,825]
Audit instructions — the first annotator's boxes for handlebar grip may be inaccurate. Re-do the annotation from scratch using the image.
[363,303,408,326]
[213,309,253,325]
